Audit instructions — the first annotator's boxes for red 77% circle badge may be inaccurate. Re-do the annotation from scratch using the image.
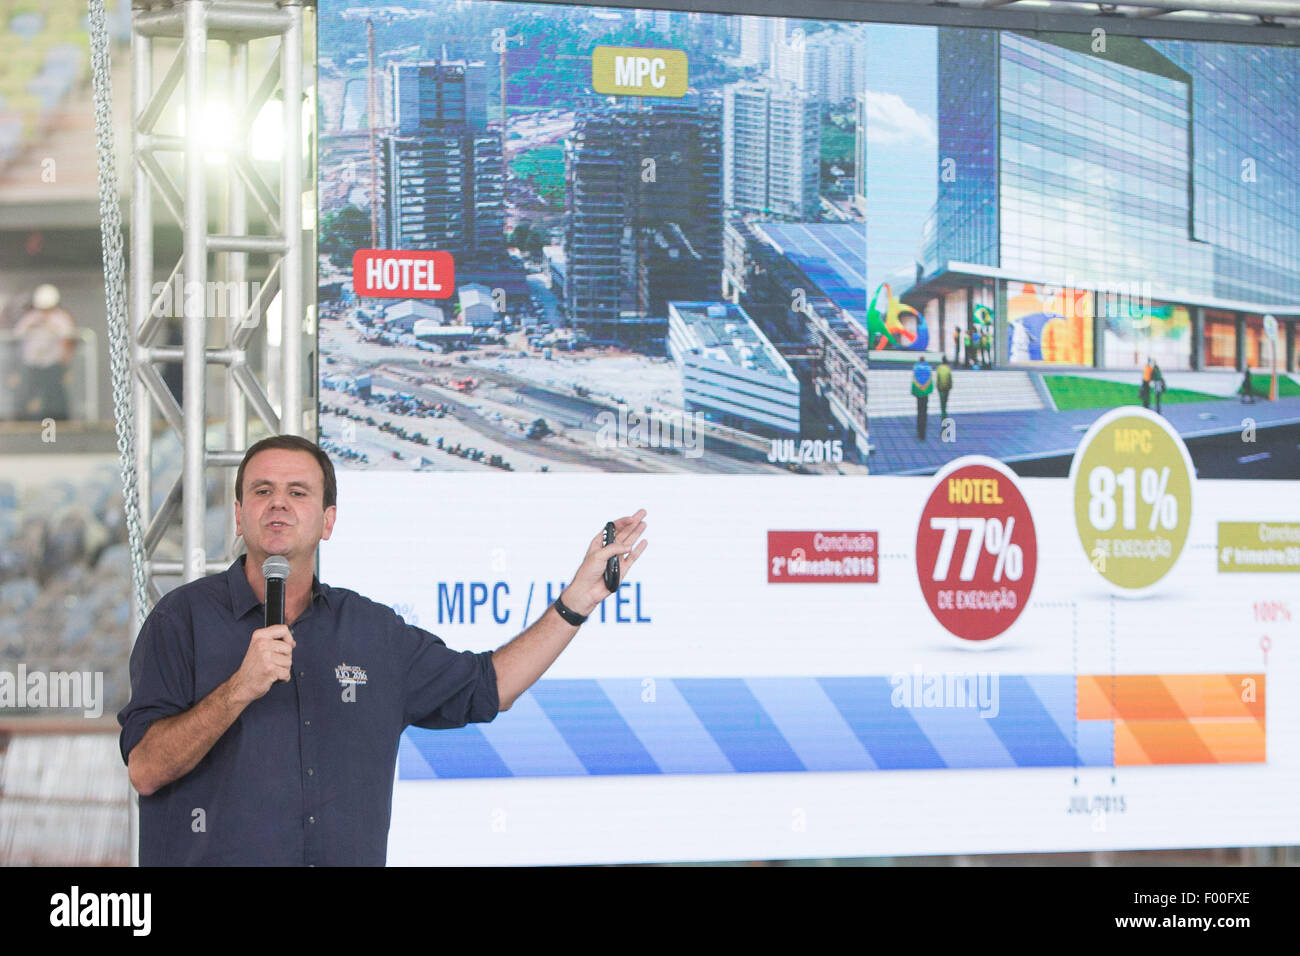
[917,457,1037,643]
[929,516,1024,584]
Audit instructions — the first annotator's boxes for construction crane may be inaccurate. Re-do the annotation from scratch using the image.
[367,17,380,248]
[341,9,408,248]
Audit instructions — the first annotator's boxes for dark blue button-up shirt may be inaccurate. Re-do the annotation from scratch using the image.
[118,556,499,866]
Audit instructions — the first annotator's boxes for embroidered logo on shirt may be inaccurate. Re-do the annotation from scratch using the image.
[334,663,368,686]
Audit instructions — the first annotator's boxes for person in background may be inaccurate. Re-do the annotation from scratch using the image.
[911,354,934,441]
[981,323,993,367]
[1151,360,1166,415]
[14,284,76,421]
[952,326,963,367]
[1140,356,1154,409]
[1240,365,1256,404]
[936,354,954,423]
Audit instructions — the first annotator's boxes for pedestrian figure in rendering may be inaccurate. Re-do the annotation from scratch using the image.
[1151,361,1166,414]
[952,326,963,368]
[1240,366,1256,404]
[936,354,953,422]
[912,355,933,441]
[1140,356,1154,409]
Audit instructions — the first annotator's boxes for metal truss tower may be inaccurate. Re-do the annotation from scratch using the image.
[129,0,314,600]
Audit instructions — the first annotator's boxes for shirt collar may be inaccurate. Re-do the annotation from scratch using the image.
[227,554,332,620]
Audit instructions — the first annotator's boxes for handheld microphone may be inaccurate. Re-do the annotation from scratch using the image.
[262,555,290,628]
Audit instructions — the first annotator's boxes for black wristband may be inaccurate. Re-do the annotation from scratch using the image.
[552,595,587,626]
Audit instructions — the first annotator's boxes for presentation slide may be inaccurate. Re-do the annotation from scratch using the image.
[316,1,1300,864]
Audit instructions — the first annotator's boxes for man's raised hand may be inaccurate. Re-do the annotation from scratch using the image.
[560,509,648,618]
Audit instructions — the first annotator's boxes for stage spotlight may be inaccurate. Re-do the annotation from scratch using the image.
[177,100,234,165]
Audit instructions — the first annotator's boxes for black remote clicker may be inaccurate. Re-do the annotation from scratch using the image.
[602,521,621,592]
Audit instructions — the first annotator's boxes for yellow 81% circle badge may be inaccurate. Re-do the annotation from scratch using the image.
[1069,406,1194,595]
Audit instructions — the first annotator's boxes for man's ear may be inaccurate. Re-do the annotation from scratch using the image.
[234,499,243,538]
[321,504,337,542]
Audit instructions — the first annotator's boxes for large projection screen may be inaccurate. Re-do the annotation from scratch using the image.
[316,1,1300,864]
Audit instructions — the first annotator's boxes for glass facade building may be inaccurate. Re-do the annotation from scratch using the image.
[997,32,1213,298]
[930,28,999,272]
[1149,40,1300,306]
[920,28,1300,371]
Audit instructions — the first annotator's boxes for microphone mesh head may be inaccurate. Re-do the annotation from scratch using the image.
[262,555,291,580]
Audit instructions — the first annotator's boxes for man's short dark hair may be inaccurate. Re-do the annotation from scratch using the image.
[236,435,337,509]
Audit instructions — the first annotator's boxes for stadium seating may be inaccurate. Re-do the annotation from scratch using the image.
[0,0,128,173]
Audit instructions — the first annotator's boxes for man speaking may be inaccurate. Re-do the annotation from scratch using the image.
[117,435,648,865]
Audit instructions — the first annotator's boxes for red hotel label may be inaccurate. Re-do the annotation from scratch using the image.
[915,457,1036,642]
[767,531,878,583]
[352,249,455,298]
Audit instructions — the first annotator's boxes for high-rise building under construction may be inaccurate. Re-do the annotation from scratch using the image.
[382,61,504,259]
[561,95,724,345]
